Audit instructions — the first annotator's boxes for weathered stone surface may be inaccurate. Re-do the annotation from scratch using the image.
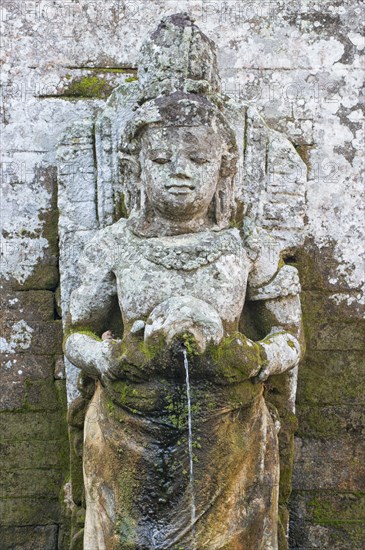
[10,265,60,292]
[3,468,64,499]
[289,491,365,549]
[301,291,365,351]
[301,291,365,322]
[0,410,68,441]
[0,355,55,410]
[25,379,66,412]
[292,239,364,294]
[0,525,59,550]
[0,354,54,379]
[297,351,365,405]
[1,0,364,547]
[0,290,55,322]
[0,369,27,411]
[290,491,365,524]
[2,0,363,294]
[296,404,365,440]
[305,320,364,351]
[290,521,365,550]
[293,436,365,491]
[1,320,63,356]
[0,498,61,527]
[0,439,68,471]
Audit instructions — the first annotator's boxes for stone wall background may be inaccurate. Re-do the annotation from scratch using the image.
[1,1,363,549]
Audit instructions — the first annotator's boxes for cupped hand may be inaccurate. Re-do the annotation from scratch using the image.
[144,295,224,354]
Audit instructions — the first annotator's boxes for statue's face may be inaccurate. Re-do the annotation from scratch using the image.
[140,125,223,221]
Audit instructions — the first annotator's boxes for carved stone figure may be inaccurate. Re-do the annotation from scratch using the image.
[59,14,305,550]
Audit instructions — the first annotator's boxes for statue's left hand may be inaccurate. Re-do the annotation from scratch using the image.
[100,330,158,383]
[251,332,301,383]
[207,333,263,382]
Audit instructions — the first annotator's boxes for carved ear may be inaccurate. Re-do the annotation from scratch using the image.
[118,153,141,214]
[220,151,237,179]
[213,179,233,228]
[119,153,140,176]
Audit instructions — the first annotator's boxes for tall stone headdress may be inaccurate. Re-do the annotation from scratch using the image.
[57,13,307,403]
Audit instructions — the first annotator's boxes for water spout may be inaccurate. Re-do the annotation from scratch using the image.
[183,349,196,533]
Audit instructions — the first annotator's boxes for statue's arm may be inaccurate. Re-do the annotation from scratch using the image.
[63,232,121,378]
[248,265,305,382]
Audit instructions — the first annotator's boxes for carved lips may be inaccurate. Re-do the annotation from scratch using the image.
[165,182,196,194]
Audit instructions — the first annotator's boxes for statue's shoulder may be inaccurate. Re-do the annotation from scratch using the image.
[91,218,129,245]
[104,217,129,239]
[80,218,129,267]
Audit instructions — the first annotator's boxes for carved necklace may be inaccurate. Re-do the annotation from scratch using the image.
[128,228,243,271]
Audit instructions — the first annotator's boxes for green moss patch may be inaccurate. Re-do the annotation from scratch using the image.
[61,75,114,99]
[297,350,365,406]
[297,404,365,440]
[293,491,365,524]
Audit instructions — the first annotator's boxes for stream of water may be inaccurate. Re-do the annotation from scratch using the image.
[183,349,196,531]
[152,351,197,549]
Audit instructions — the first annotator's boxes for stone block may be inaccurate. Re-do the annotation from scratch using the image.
[289,518,365,550]
[297,351,365,405]
[289,520,365,550]
[1,320,63,356]
[55,379,68,412]
[0,439,67,471]
[301,291,365,322]
[10,265,60,292]
[3,468,64,499]
[0,411,68,441]
[24,379,66,412]
[292,240,360,292]
[305,320,364,351]
[0,371,26,411]
[301,291,365,351]
[0,498,61,527]
[0,355,56,411]
[293,436,365,492]
[0,290,55,322]
[0,354,56,411]
[27,321,63,356]
[0,354,66,411]
[290,491,365,524]
[0,525,58,550]
[296,404,365,440]
[0,354,54,380]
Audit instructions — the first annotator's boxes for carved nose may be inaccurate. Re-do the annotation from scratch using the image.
[170,155,192,179]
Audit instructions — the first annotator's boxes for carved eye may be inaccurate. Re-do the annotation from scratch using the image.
[189,154,209,164]
[152,157,171,165]
[149,150,172,164]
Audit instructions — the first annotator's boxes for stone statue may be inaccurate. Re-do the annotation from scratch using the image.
[59,14,305,550]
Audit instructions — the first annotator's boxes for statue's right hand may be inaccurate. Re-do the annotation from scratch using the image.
[99,334,150,383]
[64,332,125,380]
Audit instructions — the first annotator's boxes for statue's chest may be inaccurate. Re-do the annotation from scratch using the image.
[114,230,250,324]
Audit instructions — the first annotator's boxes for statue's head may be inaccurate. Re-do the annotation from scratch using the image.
[119,92,240,232]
